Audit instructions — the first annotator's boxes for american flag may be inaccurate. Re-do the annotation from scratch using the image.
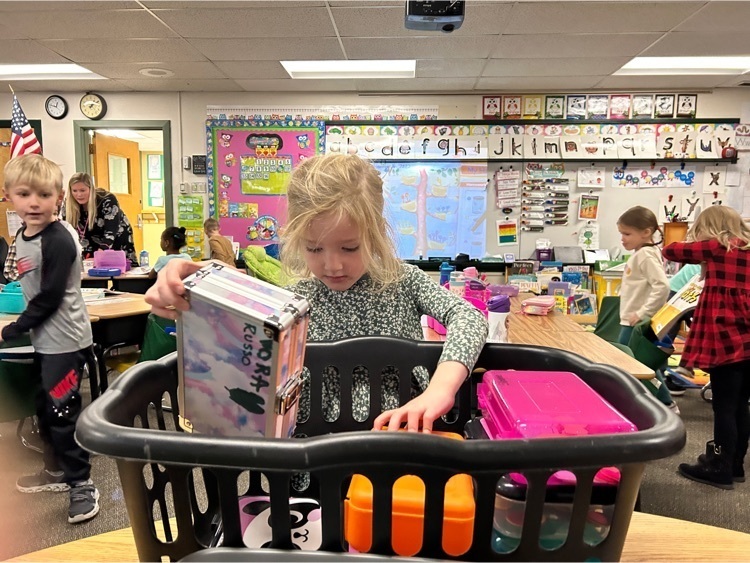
[10,95,41,157]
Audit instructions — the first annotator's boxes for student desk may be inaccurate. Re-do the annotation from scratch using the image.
[82,271,154,294]
[85,294,151,395]
[9,511,750,562]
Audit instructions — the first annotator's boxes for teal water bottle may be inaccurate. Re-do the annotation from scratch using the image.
[139,250,149,268]
[439,262,454,286]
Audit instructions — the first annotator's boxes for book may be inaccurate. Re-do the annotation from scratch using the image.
[651,274,703,340]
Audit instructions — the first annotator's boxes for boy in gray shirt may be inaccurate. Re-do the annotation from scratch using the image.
[2,154,98,524]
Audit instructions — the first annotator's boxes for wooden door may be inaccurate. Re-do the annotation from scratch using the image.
[92,132,143,252]
[0,128,17,240]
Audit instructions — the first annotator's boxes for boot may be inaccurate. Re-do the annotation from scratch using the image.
[679,441,734,490]
[698,440,746,483]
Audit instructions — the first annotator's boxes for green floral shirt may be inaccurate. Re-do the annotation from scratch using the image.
[289,263,488,422]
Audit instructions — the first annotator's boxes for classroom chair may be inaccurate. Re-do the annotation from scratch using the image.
[593,295,622,344]
[138,313,177,363]
[0,336,41,452]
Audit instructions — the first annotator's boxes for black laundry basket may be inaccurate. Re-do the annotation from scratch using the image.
[76,338,685,562]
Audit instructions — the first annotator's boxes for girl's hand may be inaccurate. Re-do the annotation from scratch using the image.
[626,312,641,326]
[144,259,207,319]
[372,360,468,433]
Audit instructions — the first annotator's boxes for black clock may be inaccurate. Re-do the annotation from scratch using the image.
[45,95,68,119]
[80,92,107,120]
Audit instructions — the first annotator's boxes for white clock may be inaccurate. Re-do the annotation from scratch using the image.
[45,95,68,120]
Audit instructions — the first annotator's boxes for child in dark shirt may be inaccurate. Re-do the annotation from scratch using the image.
[2,154,99,523]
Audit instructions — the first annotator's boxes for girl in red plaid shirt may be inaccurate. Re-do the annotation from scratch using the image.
[663,205,750,489]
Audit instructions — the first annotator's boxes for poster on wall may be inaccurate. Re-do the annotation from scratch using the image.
[206,119,325,246]
[373,161,487,259]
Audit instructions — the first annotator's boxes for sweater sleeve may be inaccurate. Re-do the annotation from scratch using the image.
[636,247,670,319]
[2,226,75,341]
[404,266,488,371]
[663,239,720,264]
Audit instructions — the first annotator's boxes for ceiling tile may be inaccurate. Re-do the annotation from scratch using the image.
[81,61,226,80]
[0,21,30,39]
[1,10,175,40]
[332,3,513,37]
[642,31,750,56]
[117,78,244,91]
[0,1,138,10]
[504,2,704,33]
[344,36,498,59]
[594,74,730,89]
[0,40,69,64]
[416,59,487,78]
[188,37,344,61]
[11,80,134,92]
[213,60,290,80]
[234,78,357,91]
[674,1,750,32]
[153,7,335,38]
[492,33,663,59]
[39,39,207,63]
[484,57,631,77]
[476,75,604,91]
[356,77,476,92]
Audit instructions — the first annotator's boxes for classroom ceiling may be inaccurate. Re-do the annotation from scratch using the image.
[1,0,749,94]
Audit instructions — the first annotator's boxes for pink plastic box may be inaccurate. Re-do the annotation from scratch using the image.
[93,249,130,272]
[478,370,637,439]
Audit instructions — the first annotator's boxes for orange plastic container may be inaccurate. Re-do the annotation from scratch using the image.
[344,431,475,557]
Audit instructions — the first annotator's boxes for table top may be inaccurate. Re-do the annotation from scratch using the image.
[0,293,149,331]
[9,511,750,562]
[510,330,654,380]
[85,293,151,320]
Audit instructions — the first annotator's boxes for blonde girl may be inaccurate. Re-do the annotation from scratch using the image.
[146,154,488,433]
[664,206,750,489]
[64,172,137,266]
[616,206,670,346]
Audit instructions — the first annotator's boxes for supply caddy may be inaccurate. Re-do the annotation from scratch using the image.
[178,262,309,438]
[76,338,685,563]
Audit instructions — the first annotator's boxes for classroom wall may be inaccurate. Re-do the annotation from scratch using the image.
[2,88,750,257]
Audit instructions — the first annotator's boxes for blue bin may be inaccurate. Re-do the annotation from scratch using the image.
[0,282,26,314]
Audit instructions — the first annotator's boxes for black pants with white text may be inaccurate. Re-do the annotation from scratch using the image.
[34,349,91,484]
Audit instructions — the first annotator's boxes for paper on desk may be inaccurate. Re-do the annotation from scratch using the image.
[6,210,22,235]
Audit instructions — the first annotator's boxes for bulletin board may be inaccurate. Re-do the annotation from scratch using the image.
[206,119,325,247]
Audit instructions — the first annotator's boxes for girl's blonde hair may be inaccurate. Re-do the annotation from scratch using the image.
[281,154,402,288]
[66,172,97,230]
[3,154,63,193]
[688,205,750,251]
[617,205,663,245]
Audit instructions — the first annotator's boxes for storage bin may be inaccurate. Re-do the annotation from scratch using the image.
[0,282,26,314]
[93,248,130,272]
[76,338,685,562]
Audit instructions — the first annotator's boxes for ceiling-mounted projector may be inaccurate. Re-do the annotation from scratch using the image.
[405,1,465,33]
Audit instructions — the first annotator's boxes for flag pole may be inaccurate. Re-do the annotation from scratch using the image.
[8,84,14,95]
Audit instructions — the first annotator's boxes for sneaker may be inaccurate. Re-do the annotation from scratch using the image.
[68,480,100,524]
[665,376,687,397]
[16,469,70,493]
[668,402,681,415]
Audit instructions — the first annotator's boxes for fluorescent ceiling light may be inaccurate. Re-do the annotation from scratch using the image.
[281,60,415,79]
[615,56,750,75]
[0,64,104,80]
[98,130,146,140]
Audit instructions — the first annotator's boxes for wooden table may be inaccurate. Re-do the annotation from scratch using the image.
[510,330,654,380]
[9,511,750,562]
[508,294,586,333]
